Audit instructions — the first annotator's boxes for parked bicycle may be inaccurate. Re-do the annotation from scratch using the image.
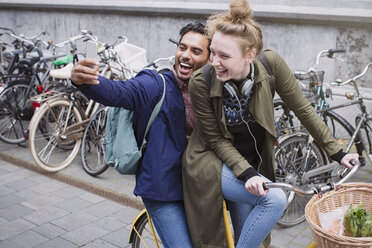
[0,30,95,144]
[274,61,372,227]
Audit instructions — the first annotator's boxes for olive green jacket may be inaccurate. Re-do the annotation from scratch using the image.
[182,50,340,248]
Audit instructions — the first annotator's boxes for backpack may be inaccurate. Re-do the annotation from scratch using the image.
[202,51,275,97]
[104,74,166,175]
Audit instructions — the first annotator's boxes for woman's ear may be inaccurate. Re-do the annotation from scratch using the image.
[244,49,257,65]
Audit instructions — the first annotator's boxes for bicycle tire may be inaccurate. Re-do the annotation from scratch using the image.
[132,214,164,248]
[0,81,37,144]
[274,135,325,227]
[29,99,82,172]
[81,106,109,176]
[322,110,359,154]
[273,100,299,137]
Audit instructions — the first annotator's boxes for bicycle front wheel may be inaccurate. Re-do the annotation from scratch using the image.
[274,135,325,227]
[132,214,163,248]
[81,106,109,176]
[0,81,37,144]
[29,99,82,172]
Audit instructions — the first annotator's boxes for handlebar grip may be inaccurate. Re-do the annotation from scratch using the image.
[262,182,269,190]
[327,49,346,58]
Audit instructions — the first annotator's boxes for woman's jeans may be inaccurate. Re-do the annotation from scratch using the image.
[222,165,287,248]
[142,198,193,248]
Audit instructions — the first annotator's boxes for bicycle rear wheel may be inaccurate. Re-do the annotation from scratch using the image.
[358,118,372,163]
[81,106,109,176]
[274,135,325,227]
[29,99,82,172]
[322,110,356,154]
[0,81,37,144]
[132,214,163,248]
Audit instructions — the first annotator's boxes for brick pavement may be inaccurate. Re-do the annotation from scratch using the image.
[0,140,371,247]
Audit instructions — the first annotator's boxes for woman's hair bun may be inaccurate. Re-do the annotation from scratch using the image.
[229,0,253,23]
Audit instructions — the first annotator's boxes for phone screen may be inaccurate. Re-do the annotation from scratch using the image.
[86,41,97,60]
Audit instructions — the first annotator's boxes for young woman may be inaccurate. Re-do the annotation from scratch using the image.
[182,1,359,247]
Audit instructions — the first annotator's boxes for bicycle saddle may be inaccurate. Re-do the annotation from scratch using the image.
[49,62,74,79]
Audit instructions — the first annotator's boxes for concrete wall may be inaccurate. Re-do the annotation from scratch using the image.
[0,0,371,87]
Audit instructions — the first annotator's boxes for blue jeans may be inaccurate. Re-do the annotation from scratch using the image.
[222,165,286,248]
[142,198,193,248]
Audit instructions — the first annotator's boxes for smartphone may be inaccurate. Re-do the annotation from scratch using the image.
[86,40,97,60]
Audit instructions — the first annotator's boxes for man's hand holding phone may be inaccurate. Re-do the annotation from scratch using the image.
[71,41,100,85]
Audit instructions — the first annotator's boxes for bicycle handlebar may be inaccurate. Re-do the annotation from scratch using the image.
[331,63,372,87]
[263,159,361,196]
[295,49,346,76]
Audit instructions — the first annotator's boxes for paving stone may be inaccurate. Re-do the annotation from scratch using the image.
[79,192,106,204]
[93,216,126,232]
[53,185,87,200]
[4,178,39,192]
[3,230,49,248]
[61,223,111,246]
[0,204,34,221]
[37,237,78,248]
[81,239,119,248]
[14,189,42,201]
[23,205,70,226]
[0,194,24,209]
[30,180,68,195]
[21,194,64,210]
[55,197,93,212]
[83,200,123,218]
[101,227,131,248]
[0,185,16,196]
[0,218,36,241]
[33,223,67,239]
[51,211,99,231]
[110,206,140,225]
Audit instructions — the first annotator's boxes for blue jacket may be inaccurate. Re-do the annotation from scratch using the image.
[80,69,187,201]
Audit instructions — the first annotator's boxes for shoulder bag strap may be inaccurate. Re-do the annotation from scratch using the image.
[140,74,166,149]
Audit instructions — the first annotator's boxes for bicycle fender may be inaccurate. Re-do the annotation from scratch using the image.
[129,209,147,243]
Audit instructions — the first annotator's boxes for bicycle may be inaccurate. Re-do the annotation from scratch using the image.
[274,62,372,228]
[128,156,363,248]
[80,39,136,176]
[264,159,363,248]
[0,30,95,145]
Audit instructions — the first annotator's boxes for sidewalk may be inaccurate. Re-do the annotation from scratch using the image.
[0,140,371,247]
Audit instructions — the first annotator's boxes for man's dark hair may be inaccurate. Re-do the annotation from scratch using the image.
[179,22,206,43]
[179,22,210,55]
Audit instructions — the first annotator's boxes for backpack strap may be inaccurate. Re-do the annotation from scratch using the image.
[257,52,276,97]
[140,74,166,149]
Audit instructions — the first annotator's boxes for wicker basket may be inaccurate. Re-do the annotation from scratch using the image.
[305,182,372,248]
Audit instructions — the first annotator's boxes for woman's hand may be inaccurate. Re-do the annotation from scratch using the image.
[71,59,100,85]
[340,153,359,169]
[245,176,269,196]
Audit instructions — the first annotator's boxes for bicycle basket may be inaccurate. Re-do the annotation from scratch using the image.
[305,182,372,248]
[295,71,324,98]
[111,42,148,79]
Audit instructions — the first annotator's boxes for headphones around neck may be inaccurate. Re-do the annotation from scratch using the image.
[224,62,255,98]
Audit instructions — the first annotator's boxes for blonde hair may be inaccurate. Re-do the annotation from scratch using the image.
[206,0,263,55]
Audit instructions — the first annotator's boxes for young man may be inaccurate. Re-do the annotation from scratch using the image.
[71,22,210,247]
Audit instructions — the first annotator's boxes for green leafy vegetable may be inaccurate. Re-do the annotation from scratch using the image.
[343,201,372,237]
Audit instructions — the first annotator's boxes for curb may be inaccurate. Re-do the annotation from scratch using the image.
[0,150,144,210]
